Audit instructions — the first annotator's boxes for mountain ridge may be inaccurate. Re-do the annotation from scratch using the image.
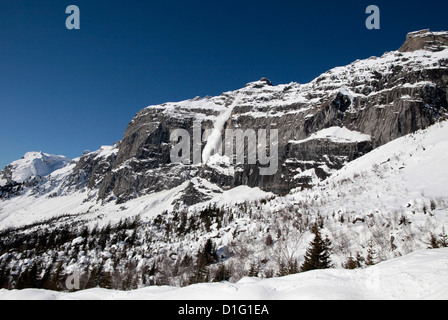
[0,30,447,293]
[1,30,448,204]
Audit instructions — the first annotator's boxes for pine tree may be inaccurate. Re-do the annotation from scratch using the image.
[365,240,377,266]
[189,240,218,285]
[355,252,364,268]
[248,262,259,277]
[0,262,6,289]
[265,234,273,247]
[430,199,437,211]
[343,255,358,269]
[27,262,39,288]
[276,261,289,277]
[288,259,299,275]
[438,227,448,248]
[213,265,230,282]
[199,239,218,266]
[86,266,100,289]
[428,233,440,249]
[300,226,333,272]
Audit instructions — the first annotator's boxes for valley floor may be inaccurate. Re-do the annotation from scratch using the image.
[1,248,447,300]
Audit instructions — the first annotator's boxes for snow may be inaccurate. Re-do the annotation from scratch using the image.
[90,145,119,159]
[204,185,273,208]
[0,178,189,231]
[1,248,446,300]
[143,96,227,123]
[289,126,371,144]
[6,152,71,183]
[330,121,448,198]
[275,120,448,268]
[206,154,234,176]
[202,93,242,164]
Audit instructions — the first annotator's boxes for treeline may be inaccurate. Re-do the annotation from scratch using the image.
[1,196,446,292]
[0,205,265,291]
[0,216,146,291]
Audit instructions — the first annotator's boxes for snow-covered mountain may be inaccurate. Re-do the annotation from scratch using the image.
[0,30,447,298]
[0,152,70,187]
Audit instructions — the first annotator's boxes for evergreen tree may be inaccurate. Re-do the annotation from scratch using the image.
[300,226,333,272]
[365,240,377,266]
[428,233,440,249]
[189,240,218,285]
[48,261,64,291]
[265,234,273,247]
[438,227,448,248]
[248,262,259,278]
[355,252,364,268]
[276,261,289,277]
[199,239,218,266]
[343,255,358,269]
[213,265,230,282]
[0,262,6,289]
[288,259,299,275]
[26,262,39,288]
[15,265,29,290]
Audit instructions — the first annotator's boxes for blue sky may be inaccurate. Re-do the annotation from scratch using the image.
[1,0,447,168]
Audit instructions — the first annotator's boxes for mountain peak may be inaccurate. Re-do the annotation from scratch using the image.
[399,29,448,52]
[244,77,274,89]
[0,152,71,185]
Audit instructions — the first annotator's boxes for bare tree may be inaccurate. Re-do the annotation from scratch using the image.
[273,227,304,274]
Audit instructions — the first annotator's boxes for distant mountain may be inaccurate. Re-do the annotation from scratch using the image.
[0,152,70,186]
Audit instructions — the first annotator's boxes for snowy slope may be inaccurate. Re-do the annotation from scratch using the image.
[0,173,272,231]
[1,248,446,300]
[328,121,448,199]
[289,126,371,144]
[295,120,448,218]
[1,121,447,252]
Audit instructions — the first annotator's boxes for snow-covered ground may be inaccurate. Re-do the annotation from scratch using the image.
[1,248,446,300]
[289,126,371,144]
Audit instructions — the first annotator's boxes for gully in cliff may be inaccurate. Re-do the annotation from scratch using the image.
[170,120,279,176]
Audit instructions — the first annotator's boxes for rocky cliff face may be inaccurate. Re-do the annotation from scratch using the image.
[2,30,448,205]
[88,30,447,203]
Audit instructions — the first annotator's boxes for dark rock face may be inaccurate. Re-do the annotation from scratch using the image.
[96,108,217,203]
[0,182,23,200]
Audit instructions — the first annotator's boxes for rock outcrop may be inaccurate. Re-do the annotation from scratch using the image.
[399,29,448,53]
